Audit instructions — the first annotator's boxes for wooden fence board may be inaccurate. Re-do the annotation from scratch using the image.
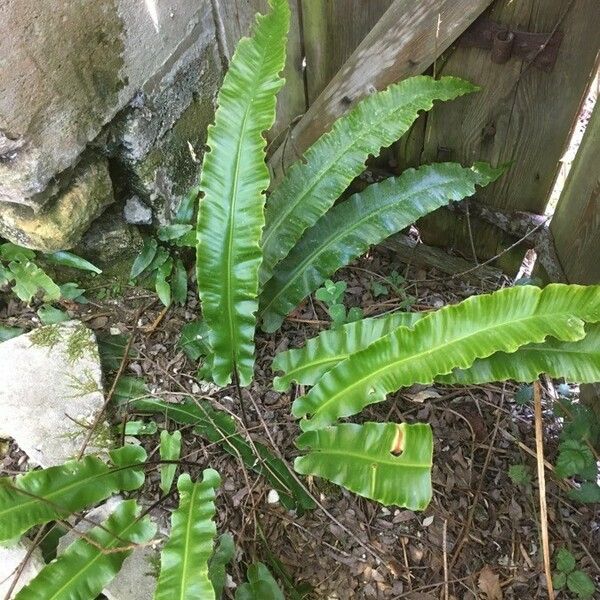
[417,0,600,269]
[213,0,305,144]
[551,100,600,418]
[301,0,393,104]
[269,0,493,180]
[551,104,600,284]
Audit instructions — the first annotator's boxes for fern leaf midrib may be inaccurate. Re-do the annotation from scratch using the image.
[262,174,471,314]
[225,106,252,369]
[46,514,142,600]
[262,97,427,252]
[306,309,584,423]
[305,446,430,469]
[179,482,200,599]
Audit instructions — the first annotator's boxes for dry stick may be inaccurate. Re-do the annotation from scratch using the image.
[442,519,449,600]
[77,305,144,459]
[534,381,554,600]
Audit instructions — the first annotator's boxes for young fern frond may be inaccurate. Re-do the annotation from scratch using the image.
[293,284,600,431]
[259,76,478,287]
[196,0,290,386]
[155,471,221,600]
[0,446,146,542]
[15,500,155,600]
[260,162,504,331]
[295,422,433,509]
[272,311,424,391]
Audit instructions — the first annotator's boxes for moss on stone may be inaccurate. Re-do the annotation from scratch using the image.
[29,324,62,349]
[66,324,99,364]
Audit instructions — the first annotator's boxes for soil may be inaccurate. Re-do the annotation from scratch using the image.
[1,245,599,600]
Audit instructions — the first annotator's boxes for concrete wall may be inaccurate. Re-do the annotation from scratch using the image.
[0,0,224,251]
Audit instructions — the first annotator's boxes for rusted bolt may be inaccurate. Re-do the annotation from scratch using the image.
[491,29,515,64]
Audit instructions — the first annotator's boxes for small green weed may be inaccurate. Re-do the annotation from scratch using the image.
[315,279,363,328]
[553,548,596,599]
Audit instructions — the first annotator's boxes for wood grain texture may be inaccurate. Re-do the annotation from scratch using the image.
[301,0,393,104]
[269,0,493,180]
[551,94,600,419]
[418,0,600,266]
[213,0,305,144]
[551,103,600,284]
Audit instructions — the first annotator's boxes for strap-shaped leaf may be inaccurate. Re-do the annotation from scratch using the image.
[293,284,600,431]
[439,323,600,385]
[134,398,315,512]
[260,162,503,332]
[295,422,432,509]
[155,471,221,600]
[15,500,155,600]
[272,312,424,391]
[196,0,290,386]
[0,446,146,542]
[260,76,478,286]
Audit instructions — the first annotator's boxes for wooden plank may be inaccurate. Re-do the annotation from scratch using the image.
[418,0,600,267]
[551,100,600,420]
[212,0,305,145]
[269,0,493,180]
[551,104,600,284]
[301,0,393,104]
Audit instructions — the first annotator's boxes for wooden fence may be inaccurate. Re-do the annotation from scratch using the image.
[216,0,599,282]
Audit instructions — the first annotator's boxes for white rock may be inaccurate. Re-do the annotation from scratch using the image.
[0,321,108,466]
[58,497,158,600]
[0,539,45,598]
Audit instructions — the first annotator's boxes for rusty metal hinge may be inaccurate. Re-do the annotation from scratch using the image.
[458,18,563,72]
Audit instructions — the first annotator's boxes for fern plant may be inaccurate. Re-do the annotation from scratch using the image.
[276,284,600,509]
[2,451,286,599]
[192,0,503,386]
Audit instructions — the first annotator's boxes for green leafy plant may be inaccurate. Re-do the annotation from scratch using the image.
[187,0,502,386]
[0,242,99,305]
[508,464,532,487]
[552,548,596,599]
[315,279,363,327]
[275,284,600,508]
[2,445,288,599]
[553,392,600,503]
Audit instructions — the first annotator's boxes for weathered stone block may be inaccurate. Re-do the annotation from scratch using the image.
[0,157,114,252]
[0,0,216,208]
[0,321,109,467]
[75,205,143,267]
[112,3,221,220]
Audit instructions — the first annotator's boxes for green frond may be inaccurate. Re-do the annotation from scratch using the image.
[0,446,146,543]
[260,76,479,287]
[259,162,503,332]
[295,422,432,509]
[15,500,155,600]
[155,471,221,600]
[272,312,424,391]
[439,323,600,385]
[196,0,290,386]
[292,284,600,431]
